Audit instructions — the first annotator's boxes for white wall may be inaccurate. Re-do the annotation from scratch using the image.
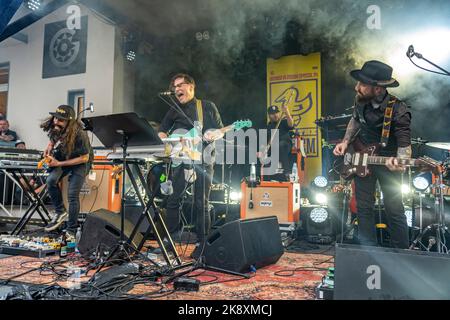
[0,4,118,149]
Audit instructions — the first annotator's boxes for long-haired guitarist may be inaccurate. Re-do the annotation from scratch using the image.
[158,73,224,252]
[40,105,93,238]
[333,60,411,249]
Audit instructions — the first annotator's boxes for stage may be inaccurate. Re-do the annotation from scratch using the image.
[0,241,333,300]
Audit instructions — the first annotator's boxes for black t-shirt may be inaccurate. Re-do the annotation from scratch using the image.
[353,93,411,156]
[267,119,293,143]
[159,98,224,135]
[52,130,93,170]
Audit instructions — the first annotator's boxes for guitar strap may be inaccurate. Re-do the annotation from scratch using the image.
[380,96,397,148]
[196,99,204,130]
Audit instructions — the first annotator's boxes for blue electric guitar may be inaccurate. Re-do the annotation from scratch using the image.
[160,120,252,163]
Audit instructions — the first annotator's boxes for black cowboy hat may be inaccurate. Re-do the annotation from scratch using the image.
[350,60,399,88]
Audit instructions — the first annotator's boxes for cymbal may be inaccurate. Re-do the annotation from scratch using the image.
[411,137,429,144]
[426,142,450,150]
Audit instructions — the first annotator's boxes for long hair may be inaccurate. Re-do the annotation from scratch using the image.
[40,116,83,158]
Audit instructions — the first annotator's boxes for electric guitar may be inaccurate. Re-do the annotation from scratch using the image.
[340,139,442,180]
[160,120,252,162]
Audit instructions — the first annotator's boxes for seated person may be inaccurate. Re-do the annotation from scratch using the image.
[0,119,26,148]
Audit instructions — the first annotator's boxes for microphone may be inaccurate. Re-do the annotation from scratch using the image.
[406,45,415,58]
[159,91,175,96]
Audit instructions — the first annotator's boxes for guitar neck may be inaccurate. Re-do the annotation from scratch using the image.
[368,156,417,166]
[220,125,234,134]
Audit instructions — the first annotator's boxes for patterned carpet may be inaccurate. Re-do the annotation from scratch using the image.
[0,242,334,300]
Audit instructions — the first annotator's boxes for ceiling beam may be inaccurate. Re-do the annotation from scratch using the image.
[0,0,23,36]
[0,0,69,43]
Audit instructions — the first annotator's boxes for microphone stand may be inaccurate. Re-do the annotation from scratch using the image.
[408,46,450,76]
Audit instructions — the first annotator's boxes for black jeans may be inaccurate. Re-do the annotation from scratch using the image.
[46,165,87,232]
[354,165,409,249]
[279,139,293,174]
[165,163,214,242]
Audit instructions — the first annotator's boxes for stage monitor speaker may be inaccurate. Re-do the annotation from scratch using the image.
[202,216,284,273]
[334,243,450,300]
[78,209,143,256]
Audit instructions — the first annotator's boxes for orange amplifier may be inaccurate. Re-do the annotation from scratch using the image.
[62,156,122,213]
[240,181,300,224]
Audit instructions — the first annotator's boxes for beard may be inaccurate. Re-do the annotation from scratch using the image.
[355,92,375,105]
[49,125,65,140]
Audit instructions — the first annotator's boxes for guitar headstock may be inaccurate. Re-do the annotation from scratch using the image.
[417,156,444,175]
[232,120,252,131]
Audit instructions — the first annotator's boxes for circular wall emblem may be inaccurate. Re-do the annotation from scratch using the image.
[49,28,80,68]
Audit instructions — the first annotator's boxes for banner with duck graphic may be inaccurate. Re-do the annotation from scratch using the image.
[267,53,322,183]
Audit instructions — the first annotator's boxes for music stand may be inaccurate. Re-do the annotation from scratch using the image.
[81,113,181,268]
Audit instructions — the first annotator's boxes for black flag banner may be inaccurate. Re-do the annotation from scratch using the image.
[42,16,88,79]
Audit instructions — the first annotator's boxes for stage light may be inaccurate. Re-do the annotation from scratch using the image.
[230,191,242,202]
[26,0,41,11]
[401,184,411,195]
[313,176,328,188]
[126,50,136,62]
[413,176,430,192]
[305,206,334,244]
[123,33,137,62]
[315,193,328,205]
[309,207,328,224]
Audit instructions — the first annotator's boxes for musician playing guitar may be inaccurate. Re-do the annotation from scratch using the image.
[158,73,224,252]
[40,105,93,238]
[257,104,294,180]
[333,60,412,249]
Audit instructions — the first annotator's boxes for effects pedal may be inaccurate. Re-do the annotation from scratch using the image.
[173,277,200,292]
[315,267,334,300]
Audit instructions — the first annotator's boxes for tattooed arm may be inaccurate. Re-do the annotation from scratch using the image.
[342,117,361,144]
[397,145,412,159]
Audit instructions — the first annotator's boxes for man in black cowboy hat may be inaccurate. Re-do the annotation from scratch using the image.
[334,60,411,249]
[40,105,93,237]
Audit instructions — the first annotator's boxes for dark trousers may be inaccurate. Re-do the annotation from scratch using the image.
[279,140,293,174]
[165,164,214,242]
[354,166,409,249]
[46,165,86,232]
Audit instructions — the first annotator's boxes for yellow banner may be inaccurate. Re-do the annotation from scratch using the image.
[267,53,322,183]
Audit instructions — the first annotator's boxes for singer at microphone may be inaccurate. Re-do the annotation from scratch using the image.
[159,91,175,96]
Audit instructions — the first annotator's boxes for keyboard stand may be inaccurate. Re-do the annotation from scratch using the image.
[7,168,51,235]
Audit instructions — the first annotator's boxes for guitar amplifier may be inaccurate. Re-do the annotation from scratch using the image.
[240,181,300,224]
[62,160,122,214]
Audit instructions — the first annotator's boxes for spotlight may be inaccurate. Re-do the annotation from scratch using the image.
[123,33,137,62]
[26,0,41,11]
[230,191,242,202]
[413,176,430,192]
[126,50,136,62]
[315,193,328,205]
[401,184,411,195]
[309,207,328,224]
[305,206,334,244]
[313,176,328,188]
